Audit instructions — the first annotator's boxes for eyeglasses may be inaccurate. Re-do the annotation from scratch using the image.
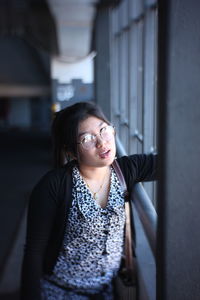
[77,125,115,150]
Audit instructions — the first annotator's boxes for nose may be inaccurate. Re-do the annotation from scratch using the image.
[96,135,105,148]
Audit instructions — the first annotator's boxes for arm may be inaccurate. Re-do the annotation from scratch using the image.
[20,170,60,300]
[117,154,158,188]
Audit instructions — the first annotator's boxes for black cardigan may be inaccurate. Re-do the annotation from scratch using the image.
[20,154,157,300]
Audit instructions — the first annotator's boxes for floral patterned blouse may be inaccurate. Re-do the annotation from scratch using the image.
[42,166,125,296]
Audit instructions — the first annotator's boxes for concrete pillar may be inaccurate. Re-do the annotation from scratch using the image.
[157,1,200,299]
[94,7,111,120]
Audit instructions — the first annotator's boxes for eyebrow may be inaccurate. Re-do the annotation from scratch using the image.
[78,121,105,138]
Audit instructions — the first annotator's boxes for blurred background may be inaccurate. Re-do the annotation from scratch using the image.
[1,0,200,300]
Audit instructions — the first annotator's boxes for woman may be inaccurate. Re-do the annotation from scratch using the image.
[20,101,157,300]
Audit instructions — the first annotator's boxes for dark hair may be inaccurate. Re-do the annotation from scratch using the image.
[52,101,110,168]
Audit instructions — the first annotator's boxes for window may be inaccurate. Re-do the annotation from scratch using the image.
[110,0,158,203]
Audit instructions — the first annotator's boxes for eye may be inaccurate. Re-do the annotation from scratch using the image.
[82,134,94,144]
[100,125,114,139]
[101,125,113,134]
[100,126,108,133]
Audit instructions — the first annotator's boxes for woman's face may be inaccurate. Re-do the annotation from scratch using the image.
[77,116,116,168]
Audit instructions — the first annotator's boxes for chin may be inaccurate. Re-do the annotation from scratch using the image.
[100,155,116,167]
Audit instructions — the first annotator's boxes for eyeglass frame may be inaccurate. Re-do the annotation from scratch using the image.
[77,124,115,150]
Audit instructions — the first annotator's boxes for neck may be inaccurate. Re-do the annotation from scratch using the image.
[79,165,111,206]
[79,165,110,181]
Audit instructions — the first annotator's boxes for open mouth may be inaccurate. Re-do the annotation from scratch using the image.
[99,149,110,158]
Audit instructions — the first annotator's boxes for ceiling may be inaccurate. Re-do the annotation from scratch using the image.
[47,0,99,62]
[0,0,120,93]
[0,0,120,61]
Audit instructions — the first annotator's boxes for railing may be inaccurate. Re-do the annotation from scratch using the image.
[116,136,157,300]
[133,184,157,257]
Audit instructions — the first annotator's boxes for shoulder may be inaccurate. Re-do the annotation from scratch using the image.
[117,153,156,167]
[31,163,73,201]
[117,154,150,168]
[34,167,67,187]
[116,154,157,186]
[35,160,75,185]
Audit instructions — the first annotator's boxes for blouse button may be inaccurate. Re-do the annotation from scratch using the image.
[103,230,109,234]
[102,249,108,255]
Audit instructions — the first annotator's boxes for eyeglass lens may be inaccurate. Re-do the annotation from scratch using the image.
[82,126,114,149]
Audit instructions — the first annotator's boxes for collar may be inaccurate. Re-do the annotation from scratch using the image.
[72,166,124,220]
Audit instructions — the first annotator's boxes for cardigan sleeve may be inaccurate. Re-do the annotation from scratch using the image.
[117,154,158,189]
[20,170,61,300]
